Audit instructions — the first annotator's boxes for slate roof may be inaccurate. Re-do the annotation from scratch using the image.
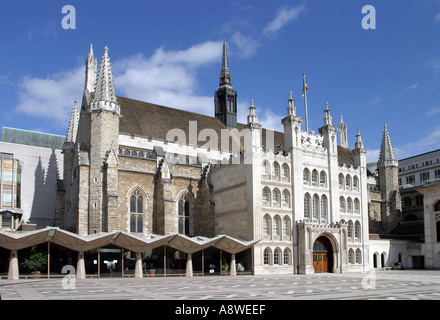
[118,96,285,153]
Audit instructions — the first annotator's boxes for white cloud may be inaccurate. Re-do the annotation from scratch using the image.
[15,67,83,125]
[366,148,380,164]
[435,12,440,23]
[407,82,419,91]
[427,57,440,74]
[427,106,440,115]
[371,95,382,105]
[263,4,306,36]
[393,127,440,160]
[230,31,260,59]
[114,41,223,115]
[14,41,224,127]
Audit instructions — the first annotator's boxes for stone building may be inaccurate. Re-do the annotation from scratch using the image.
[50,42,375,276]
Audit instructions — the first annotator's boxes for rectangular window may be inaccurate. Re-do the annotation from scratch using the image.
[420,172,430,182]
[435,170,440,179]
[406,175,415,184]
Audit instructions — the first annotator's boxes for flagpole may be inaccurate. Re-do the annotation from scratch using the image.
[303,72,309,133]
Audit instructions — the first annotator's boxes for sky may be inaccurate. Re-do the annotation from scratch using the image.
[0,0,440,163]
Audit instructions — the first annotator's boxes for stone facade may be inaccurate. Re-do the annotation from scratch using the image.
[55,44,376,275]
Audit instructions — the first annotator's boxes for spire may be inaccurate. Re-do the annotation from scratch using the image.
[214,41,237,128]
[354,129,364,150]
[378,123,397,167]
[323,102,332,126]
[91,46,120,115]
[247,100,259,125]
[339,114,348,148]
[287,91,297,116]
[66,99,79,143]
[85,44,97,93]
[219,41,232,88]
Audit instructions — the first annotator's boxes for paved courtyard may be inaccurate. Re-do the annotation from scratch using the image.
[1,270,440,301]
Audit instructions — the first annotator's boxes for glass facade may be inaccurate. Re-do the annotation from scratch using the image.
[0,153,22,230]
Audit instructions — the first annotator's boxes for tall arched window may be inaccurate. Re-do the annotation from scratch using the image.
[355,249,362,264]
[274,249,280,265]
[273,216,280,236]
[178,194,190,235]
[272,189,280,204]
[340,196,346,213]
[320,171,327,187]
[272,162,280,179]
[347,221,353,238]
[348,249,354,264]
[347,197,353,213]
[304,193,311,218]
[355,221,361,239]
[263,249,271,265]
[262,161,269,175]
[311,170,319,186]
[346,174,352,190]
[303,168,310,185]
[353,176,359,191]
[262,188,270,203]
[263,215,271,236]
[283,248,291,265]
[320,196,327,220]
[282,190,289,206]
[129,189,143,233]
[282,216,290,237]
[312,194,319,219]
[281,164,289,180]
[354,198,360,213]
[339,173,345,189]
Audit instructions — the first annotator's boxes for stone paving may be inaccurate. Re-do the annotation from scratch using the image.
[1,270,440,301]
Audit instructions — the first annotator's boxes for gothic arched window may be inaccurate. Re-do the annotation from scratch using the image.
[178,194,190,235]
[129,190,143,233]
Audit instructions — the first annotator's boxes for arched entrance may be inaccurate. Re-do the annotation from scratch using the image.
[313,236,333,273]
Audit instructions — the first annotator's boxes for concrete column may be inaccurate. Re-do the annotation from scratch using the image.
[8,250,19,280]
[186,253,193,277]
[135,253,143,278]
[76,252,86,280]
[230,253,236,276]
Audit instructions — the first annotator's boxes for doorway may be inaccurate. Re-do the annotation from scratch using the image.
[313,236,333,273]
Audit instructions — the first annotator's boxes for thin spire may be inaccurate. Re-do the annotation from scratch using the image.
[355,129,364,149]
[66,99,79,143]
[339,114,348,148]
[378,123,397,167]
[219,41,232,88]
[247,99,258,125]
[287,91,296,116]
[85,44,97,93]
[91,45,120,114]
[323,102,332,126]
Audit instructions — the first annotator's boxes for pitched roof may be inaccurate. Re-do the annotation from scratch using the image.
[118,96,285,153]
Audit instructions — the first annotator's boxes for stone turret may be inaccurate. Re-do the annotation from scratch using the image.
[377,124,401,233]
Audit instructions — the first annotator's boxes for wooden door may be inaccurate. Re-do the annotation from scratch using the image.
[313,236,332,273]
[313,252,328,273]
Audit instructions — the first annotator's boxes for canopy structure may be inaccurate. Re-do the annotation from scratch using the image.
[0,228,261,279]
[0,227,260,254]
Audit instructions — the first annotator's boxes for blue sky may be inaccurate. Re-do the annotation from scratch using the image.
[1,0,440,163]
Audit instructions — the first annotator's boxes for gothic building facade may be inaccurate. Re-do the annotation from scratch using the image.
[52,42,377,275]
